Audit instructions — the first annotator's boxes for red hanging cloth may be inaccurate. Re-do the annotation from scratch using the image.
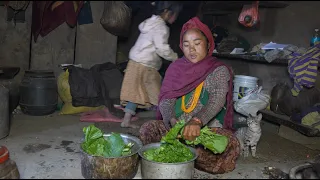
[32,1,84,42]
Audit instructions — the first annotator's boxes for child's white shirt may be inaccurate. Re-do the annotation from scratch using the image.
[129,15,178,70]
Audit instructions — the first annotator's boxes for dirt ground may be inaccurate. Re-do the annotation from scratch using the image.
[0,111,319,179]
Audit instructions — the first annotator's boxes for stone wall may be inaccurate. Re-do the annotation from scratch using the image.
[0,4,32,82]
[1,2,117,80]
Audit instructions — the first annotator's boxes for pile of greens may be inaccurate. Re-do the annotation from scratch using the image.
[81,125,133,157]
[143,120,229,163]
[144,120,193,163]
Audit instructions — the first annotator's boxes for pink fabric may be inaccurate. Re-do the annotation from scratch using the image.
[80,107,138,123]
[157,17,234,130]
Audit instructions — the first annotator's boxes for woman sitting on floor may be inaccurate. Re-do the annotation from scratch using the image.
[139,17,240,174]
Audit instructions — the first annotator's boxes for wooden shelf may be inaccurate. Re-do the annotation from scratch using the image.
[259,109,320,137]
[212,53,288,66]
[204,1,289,10]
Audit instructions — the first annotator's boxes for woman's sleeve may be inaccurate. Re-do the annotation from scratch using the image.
[159,98,176,122]
[194,66,230,125]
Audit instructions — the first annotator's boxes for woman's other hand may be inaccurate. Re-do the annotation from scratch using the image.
[183,117,202,141]
[164,118,178,130]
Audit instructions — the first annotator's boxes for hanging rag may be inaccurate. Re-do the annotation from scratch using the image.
[77,1,93,25]
[32,1,84,42]
[288,44,320,96]
[4,1,29,11]
[238,1,259,28]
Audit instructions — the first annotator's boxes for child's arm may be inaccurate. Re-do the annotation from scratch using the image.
[153,28,178,61]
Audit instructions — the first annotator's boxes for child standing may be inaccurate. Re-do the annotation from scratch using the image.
[120,1,182,128]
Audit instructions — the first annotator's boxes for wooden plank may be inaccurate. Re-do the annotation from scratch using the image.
[259,109,320,137]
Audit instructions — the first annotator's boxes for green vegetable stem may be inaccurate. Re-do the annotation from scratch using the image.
[160,120,186,144]
[185,126,228,154]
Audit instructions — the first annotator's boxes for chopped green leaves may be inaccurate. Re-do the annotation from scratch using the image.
[144,141,194,163]
[144,120,193,163]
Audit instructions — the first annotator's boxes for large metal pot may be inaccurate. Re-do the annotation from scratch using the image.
[80,133,143,179]
[138,143,198,179]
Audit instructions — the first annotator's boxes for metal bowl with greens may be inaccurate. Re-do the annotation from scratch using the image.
[80,125,141,158]
[80,125,142,179]
[140,120,229,164]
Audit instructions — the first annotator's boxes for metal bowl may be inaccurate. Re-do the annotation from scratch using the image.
[138,142,198,179]
[80,133,143,179]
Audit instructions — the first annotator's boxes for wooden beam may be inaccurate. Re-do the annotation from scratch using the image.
[202,10,232,16]
[258,1,289,8]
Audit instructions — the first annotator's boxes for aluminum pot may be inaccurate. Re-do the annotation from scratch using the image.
[138,142,198,179]
[80,133,143,179]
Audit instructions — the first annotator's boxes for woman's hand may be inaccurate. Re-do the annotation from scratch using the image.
[182,117,202,141]
[164,118,178,130]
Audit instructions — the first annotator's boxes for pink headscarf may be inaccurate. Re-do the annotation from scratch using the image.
[179,17,215,57]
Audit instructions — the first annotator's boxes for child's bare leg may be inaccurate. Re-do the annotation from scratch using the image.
[121,102,139,129]
[121,112,139,128]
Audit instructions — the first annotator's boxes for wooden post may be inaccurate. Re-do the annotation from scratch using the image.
[74,1,117,69]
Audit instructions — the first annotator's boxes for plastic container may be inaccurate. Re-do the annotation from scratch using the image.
[19,70,58,116]
[0,146,20,179]
[233,75,258,102]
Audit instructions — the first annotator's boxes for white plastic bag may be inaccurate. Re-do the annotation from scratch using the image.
[234,86,270,117]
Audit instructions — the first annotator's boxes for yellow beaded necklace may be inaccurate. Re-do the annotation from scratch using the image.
[181,82,204,113]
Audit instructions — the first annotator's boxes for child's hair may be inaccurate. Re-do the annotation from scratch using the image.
[154,1,183,16]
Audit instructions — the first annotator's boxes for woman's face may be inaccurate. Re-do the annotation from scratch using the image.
[182,29,209,63]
